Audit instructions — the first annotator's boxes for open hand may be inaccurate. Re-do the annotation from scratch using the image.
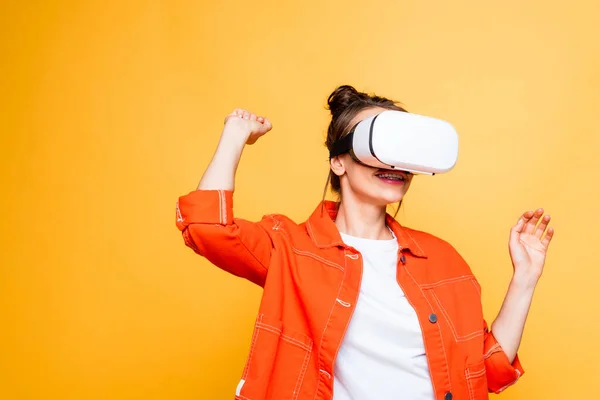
[508,209,555,288]
[223,108,272,145]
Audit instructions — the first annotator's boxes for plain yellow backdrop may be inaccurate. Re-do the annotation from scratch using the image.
[1,1,599,399]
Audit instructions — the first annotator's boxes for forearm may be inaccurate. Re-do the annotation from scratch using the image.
[490,278,536,363]
[198,131,247,191]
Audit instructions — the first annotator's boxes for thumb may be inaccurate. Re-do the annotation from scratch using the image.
[509,218,523,247]
[262,117,273,132]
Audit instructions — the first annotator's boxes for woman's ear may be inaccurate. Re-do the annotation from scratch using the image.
[330,155,346,177]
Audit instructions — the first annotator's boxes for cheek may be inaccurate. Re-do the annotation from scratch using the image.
[345,164,375,185]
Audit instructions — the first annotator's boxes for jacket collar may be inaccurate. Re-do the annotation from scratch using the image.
[306,201,427,258]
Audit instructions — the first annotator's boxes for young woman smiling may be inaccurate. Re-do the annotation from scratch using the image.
[176,85,554,400]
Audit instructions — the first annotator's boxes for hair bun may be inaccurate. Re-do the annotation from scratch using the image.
[327,85,362,116]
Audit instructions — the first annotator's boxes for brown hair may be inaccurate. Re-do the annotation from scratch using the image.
[324,85,408,196]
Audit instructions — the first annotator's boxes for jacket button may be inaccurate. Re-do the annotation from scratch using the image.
[429,313,438,323]
[400,254,406,264]
[444,392,453,400]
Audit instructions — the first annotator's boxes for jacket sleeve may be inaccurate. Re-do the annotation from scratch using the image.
[483,319,525,393]
[175,189,275,287]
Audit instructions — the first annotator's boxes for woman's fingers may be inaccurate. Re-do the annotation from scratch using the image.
[512,217,525,233]
[229,109,265,123]
[535,214,551,239]
[262,117,273,132]
[225,109,242,123]
[522,210,534,220]
[509,217,525,248]
[230,108,245,118]
[524,209,543,234]
[518,210,533,233]
[541,226,555,249]
[224,109,271,141]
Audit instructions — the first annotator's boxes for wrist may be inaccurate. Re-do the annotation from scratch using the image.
[222,124,252,142]
[218,128,248,152]
[509,273,538,293]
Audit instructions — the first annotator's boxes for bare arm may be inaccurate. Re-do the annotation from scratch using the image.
[491,279,536,362]
[198,108,272,191]
[175,108,275,287]
[491,209,554,362]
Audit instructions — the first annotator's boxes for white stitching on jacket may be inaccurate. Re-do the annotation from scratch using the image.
[292,247,344,271]
[419,275,472,289]
[311,262,345,400]
[496,369,521,393]
[336,298,351,307]
[404,267,450,393]
[292,340,312,400]
[220,190,227,224]
[430,290,484,342]
[176,202,184,222]
[241,314,263,383]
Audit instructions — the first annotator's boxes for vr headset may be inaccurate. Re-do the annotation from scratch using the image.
[329,110,459,175]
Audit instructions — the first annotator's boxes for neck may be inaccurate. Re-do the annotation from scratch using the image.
[334,195,392,240]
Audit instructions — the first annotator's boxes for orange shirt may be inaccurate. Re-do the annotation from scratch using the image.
[176,190,524,400]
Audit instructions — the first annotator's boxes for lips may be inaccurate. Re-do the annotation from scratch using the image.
[374,169,409,182]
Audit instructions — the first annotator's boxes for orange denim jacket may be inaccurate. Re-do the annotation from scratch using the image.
[176,190,524,400]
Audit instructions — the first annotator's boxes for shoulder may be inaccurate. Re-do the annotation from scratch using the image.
[403,226,459,252]
[258,212,299,228]
[256,209,335,251]
[402,226,473,271]
[256,212,310,240]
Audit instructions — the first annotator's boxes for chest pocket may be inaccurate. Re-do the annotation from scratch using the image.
[423,276,484,342]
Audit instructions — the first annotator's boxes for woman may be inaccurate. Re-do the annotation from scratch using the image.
[175,85,554,400]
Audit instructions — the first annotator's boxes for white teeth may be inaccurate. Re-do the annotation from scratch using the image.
[377,173,404,180]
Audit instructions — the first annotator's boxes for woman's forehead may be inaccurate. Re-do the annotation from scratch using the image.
[348,107,387,128]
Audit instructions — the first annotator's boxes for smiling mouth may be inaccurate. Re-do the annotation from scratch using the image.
[374,169,409,184]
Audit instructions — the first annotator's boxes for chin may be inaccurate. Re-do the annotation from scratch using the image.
[379,197,405,207]
[369,191,406,207]
[342,176,409,206]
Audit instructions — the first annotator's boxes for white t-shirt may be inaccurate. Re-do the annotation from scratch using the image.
[333,231,434,400]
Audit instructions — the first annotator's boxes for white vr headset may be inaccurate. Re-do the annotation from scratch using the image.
[329,110,459,175]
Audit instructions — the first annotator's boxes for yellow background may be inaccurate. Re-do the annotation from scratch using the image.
[2,1,599,399]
